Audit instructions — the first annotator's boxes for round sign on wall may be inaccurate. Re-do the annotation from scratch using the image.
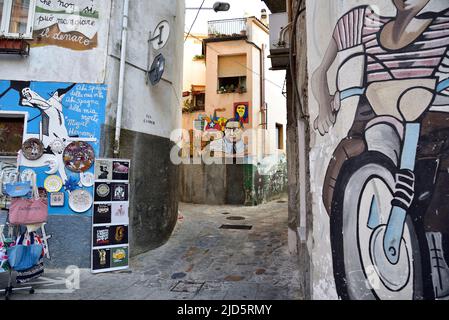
[151,20,170,50]
[149,53,166,86]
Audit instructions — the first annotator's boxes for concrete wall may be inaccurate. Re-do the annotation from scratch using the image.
[103,0,185,257]
[179,163,242,205]
[307,0,449,300]
[179,155,287,206]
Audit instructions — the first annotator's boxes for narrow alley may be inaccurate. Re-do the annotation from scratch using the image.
[5,199,300,300]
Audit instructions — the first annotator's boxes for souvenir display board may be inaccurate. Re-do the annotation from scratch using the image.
[0,80,107,216]
[91,158,130,273]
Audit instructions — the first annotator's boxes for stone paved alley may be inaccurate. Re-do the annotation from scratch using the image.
[2,198,301,300]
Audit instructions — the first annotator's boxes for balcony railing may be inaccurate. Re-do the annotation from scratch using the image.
[207,18,247,37]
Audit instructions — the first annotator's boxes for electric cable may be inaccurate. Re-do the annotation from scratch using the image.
[185,0,206,42]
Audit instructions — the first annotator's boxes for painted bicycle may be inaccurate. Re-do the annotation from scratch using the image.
[312,1,449,300]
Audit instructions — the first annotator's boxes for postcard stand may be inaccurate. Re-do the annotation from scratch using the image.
[91,159,131,273]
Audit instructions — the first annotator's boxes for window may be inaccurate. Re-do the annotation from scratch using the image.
[0,115,25,157]
[218,76,247,94]
[275,123,284,150]
[0,0,35,38]
[217,54,247,94]
[193,92,205,110]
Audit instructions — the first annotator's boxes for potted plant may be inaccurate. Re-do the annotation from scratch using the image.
[237,85,246,94]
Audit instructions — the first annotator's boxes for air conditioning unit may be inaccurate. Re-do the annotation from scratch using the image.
[268,12,289,70]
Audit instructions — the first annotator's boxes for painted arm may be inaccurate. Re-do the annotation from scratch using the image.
[53,83,76,101]
[311,37,339,136]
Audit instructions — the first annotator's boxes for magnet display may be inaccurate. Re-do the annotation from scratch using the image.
[50,192,65,207]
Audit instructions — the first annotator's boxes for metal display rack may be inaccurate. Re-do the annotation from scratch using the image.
[0,208,35,300]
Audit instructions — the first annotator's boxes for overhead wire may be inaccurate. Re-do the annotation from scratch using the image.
[185,0,206,42]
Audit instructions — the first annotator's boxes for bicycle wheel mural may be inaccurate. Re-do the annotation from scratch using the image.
[310,0,449,299]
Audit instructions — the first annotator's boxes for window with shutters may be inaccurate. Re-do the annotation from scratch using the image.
[217,54,247,94]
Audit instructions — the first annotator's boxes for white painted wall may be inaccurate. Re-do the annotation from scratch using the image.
[248,18,287,159]
[183,35,207,92]
[105,0,185,139]
[0,1,111,84]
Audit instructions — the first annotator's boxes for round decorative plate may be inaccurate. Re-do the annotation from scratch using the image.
[69,189,93,213]
[63,141,95,172]
[96,183,110,197]
[44,175,63,193]
[22,138,44,161]
[80,172,94,187]
[20,169,36,182]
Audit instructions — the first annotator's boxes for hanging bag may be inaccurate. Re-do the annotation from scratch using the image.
[7,232,44,272]
[9,173,48,225]
[4,172,31,198]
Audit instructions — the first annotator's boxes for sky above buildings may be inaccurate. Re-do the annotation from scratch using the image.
[185,0,269,35]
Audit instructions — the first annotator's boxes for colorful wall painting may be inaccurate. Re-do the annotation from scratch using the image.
[0,80,107,216]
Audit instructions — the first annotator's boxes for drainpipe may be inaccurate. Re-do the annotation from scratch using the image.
[261,43,267,157]
[114,0,130,156]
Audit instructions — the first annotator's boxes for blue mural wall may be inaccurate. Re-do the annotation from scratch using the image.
[0,80,107,216]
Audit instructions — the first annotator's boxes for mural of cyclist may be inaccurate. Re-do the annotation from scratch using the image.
[311,0,449,300]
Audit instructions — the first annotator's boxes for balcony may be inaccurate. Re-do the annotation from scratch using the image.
[207,18,248,38]
[0,38,30,56]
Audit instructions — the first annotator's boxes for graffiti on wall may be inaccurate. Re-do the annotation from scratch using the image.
[234,102,249,124]
[244,154,287,206]
[204,108,228,132]
[192,108,247,158]
[32,0,100,50]
[0,80,107,215]
[311,1,449,300]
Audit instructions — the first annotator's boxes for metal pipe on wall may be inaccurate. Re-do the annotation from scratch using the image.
[114,0,130,155]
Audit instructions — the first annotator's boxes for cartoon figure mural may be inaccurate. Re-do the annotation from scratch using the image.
[311,1,449,300]
[204,108,229,132]
[0,80,107,216]
[234,102,249,124]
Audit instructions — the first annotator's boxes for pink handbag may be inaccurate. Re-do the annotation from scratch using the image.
[9,198,48,225]
[8,172,48,225]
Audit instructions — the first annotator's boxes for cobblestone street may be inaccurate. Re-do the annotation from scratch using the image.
[2,198,301,300]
